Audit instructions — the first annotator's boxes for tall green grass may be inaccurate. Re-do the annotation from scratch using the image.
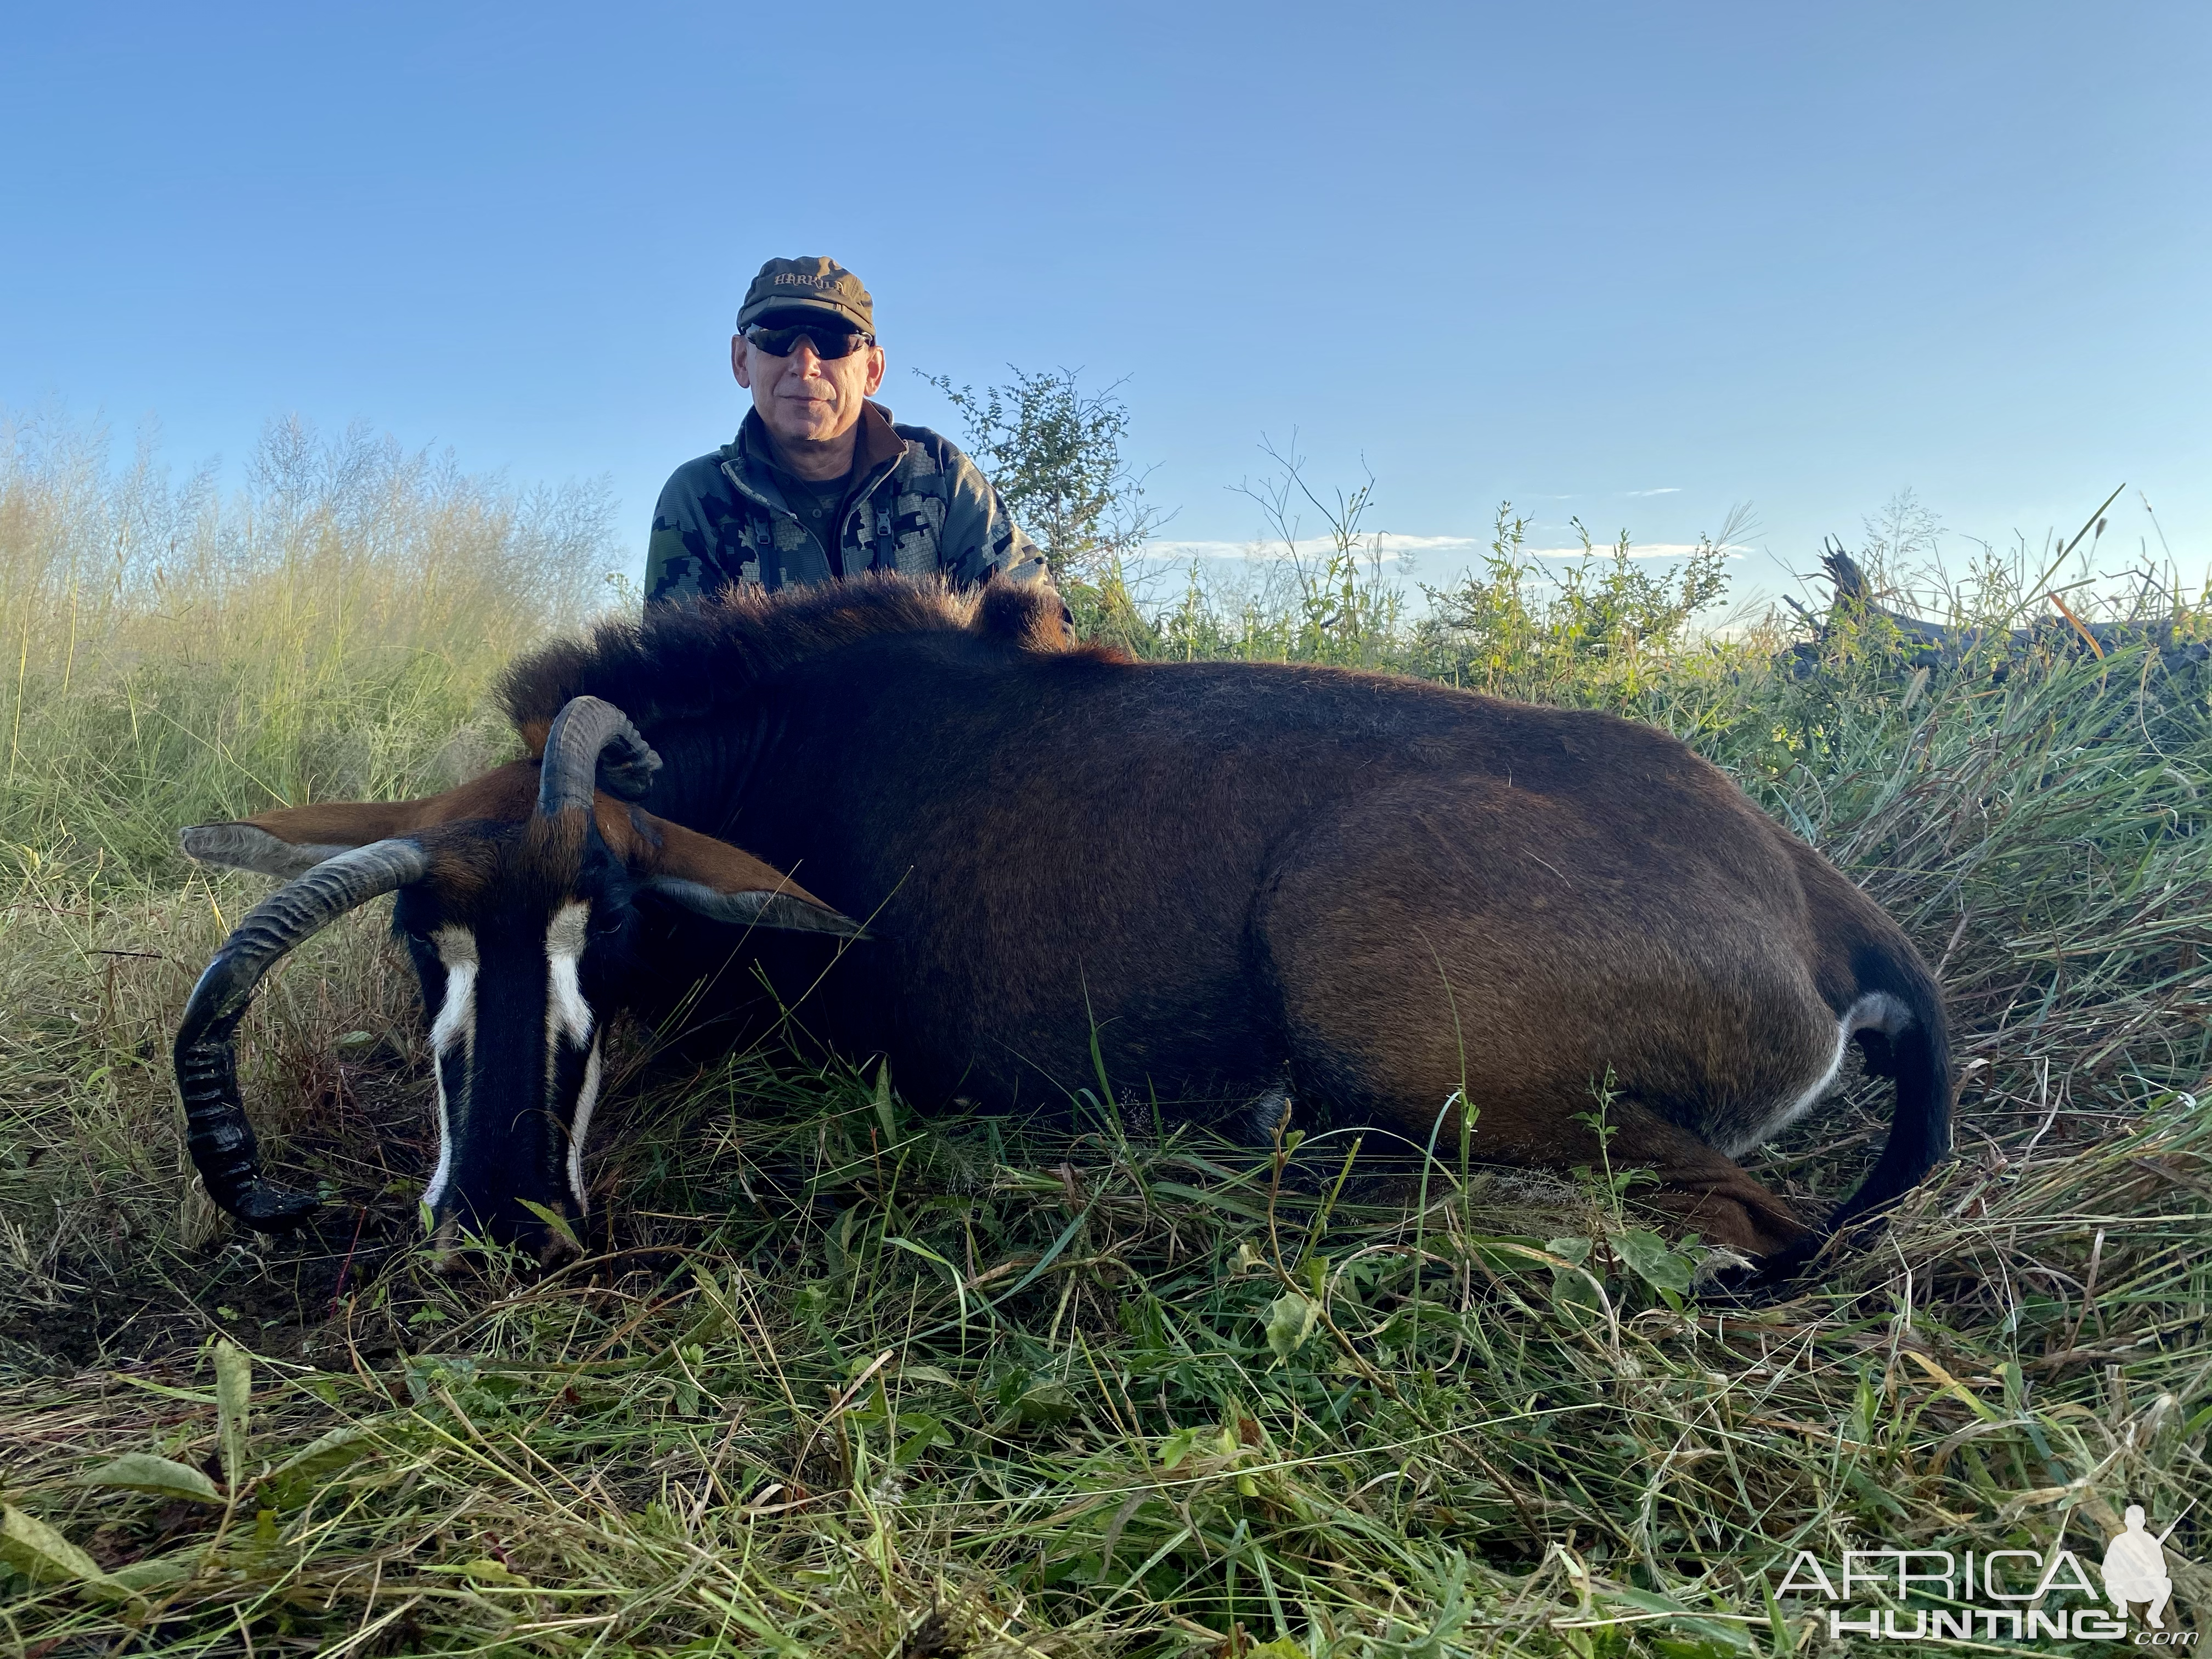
[0,410,611,875]
[2,419,2208,1656]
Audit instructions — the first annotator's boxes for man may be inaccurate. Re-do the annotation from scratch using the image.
[2102,1505,2174,1629]
[645,256,1040,606]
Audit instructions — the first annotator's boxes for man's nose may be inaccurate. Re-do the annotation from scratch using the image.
[787,342,825,378]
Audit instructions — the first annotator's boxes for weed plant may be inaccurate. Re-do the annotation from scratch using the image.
[2,420,2208,1656]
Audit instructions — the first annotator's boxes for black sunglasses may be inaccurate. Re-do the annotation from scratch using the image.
[742,324,874,359]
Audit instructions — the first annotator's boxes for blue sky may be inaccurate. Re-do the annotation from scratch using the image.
[4,2,2207,602]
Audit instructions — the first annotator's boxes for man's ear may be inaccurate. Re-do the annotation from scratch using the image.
[632,813,866,939]
[181,803,421,878]
[862,343,886,397]
[732,335,753,390]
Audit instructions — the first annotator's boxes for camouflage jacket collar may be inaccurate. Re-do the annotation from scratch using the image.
[718,401,907,517]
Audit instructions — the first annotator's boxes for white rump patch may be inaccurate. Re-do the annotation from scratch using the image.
[421,926,479,1211]
[1726,991,1912,1156]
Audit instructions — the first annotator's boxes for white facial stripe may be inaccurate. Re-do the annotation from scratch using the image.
[546,902,598,1215]
[428,926,479,1047]
[566,1037,602,1214]
[423,1049,464,1214]
[431,924,479,970]
[421,927,479,1211]
[545,900,590,958]
[545,902,594,1048]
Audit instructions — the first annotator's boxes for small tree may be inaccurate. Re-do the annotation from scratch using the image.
[917,366,1167,591]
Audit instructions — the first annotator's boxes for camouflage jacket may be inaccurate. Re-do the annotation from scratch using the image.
[644,401,1037,606]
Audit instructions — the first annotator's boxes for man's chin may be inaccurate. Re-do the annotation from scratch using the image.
[774,407,839,441]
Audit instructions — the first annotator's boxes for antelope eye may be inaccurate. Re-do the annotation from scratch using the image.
[592,907,626,935]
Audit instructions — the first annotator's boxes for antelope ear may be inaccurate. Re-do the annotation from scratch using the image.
[182,765,543,878]
[181,803,420,878]
[633,815,867,939]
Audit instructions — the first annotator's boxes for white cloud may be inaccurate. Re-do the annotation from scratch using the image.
[1139,534,1742,566]
[1143,534,1477,566]
[1624,487,1681,496]
[1529,542,1746,560]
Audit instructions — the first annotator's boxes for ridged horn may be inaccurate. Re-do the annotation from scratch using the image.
[173,838,432,1231]
[538,695,661,816]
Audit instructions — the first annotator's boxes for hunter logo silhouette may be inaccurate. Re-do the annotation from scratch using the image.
[2104,1505,2177,1629]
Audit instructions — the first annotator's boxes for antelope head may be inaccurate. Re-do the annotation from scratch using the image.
[174,696,859,1260]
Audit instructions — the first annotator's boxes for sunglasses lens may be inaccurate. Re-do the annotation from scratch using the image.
[748,326,867,359]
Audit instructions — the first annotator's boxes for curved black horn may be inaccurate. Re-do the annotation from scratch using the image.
[173,838,432,1231]
[538,695,662,816]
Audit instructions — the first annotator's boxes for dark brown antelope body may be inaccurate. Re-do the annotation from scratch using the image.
[507,577,1951,1268]
[179,574,1950,1273]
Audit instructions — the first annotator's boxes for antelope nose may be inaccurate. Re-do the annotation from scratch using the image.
[534,1224,584,1271]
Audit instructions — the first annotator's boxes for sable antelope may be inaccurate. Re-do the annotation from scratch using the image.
[178,574,1951,1275]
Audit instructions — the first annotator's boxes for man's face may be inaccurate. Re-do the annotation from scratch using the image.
[732,317,887,449]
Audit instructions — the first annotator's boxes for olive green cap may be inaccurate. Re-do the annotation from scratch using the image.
[736,256,874,334]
